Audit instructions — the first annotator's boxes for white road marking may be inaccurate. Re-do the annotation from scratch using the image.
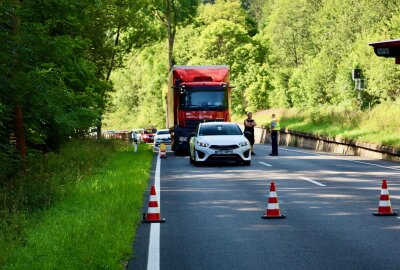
[147,153,161,270]
[147,224,160,270]
[259,161,272,167]
[300,176,326,187]
[259,145,400,172]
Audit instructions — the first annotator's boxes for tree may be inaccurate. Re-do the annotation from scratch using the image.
[150,0,200,70]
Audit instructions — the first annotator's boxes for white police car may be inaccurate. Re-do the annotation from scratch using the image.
[189,122,251,166]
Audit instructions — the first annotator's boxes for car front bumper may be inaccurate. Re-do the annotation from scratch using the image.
[155,139,171,145]
[194,145,251,162]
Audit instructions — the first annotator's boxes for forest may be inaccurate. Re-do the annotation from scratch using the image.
[1,1,400,267]
[2,0,400,177]
[105,0,400,130]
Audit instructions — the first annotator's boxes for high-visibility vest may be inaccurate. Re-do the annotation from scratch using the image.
[271,119,281,131]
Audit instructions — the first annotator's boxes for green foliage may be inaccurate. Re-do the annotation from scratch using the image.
[105,0,273,127]
[273,105,400,147]
[1,140,153,269]
[0,0,159,179]
[103,43,169,129]
[262,0,400,110]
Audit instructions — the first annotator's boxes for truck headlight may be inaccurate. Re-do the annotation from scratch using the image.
[197,141,209,147]
[239,141,248,147]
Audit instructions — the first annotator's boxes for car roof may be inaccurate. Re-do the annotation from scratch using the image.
[199,122,237,126]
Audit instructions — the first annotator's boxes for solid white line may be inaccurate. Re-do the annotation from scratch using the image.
[259,161,272,167]
[147,224,160,270]
[147,154,161,270]
[300,176,326,187]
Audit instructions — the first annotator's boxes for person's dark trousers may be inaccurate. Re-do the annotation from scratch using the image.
[271,130,278,155]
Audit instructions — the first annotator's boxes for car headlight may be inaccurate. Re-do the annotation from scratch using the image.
[197,141,209,147]
[239,141,248,147]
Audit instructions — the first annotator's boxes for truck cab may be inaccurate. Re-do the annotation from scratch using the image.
[167,66,232,155]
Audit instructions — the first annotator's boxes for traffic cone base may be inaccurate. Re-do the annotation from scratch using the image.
[372,211,397,216]
[262,214,286,219]
[143,214,166,223]
[372,179,397,217]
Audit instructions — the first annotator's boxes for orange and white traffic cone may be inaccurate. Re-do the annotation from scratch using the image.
[159,143,167,158]
[372,180,398,216]
[262,182,286,219]
[143,185,166,223]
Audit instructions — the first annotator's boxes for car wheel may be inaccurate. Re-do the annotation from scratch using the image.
[243,160,251,166]
[192,150,202,166]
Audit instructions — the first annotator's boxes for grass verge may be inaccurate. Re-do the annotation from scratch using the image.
[1,140,153,270]
[232,102,400,148]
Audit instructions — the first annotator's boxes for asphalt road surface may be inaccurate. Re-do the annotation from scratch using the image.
[127,144,400,270]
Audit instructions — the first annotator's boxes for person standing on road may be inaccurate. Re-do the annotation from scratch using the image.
[244,112,257,155]
[269,113,280,156]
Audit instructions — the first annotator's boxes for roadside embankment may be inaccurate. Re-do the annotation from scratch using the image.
[257,127,400,162]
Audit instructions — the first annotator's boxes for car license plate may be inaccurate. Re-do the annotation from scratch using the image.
[216,150,233,155]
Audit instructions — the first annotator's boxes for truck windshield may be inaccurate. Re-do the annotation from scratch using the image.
[180,86,228,110]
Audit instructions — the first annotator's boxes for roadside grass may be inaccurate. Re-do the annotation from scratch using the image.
[1,140,153,270]
[232,102,400,148]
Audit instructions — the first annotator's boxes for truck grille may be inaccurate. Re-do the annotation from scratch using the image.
[185,119,224,130]
[185,120,202,130]
[209,145,239,150]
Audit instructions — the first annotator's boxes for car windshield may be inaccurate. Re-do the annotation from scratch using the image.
[157,131,169,135]
[144,129,156,134]
[199,125,242,136]
[180,86,228,110]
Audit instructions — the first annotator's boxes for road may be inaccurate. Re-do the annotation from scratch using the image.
[127,144,400,270]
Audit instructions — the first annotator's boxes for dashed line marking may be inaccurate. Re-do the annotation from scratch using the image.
[300,176,326,187]
[259,146,400,172]
[259,161,272,167]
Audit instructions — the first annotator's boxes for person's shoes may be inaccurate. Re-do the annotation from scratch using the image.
[269,153,278,156]
[251,152,256,155]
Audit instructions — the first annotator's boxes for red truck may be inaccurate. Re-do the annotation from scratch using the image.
[166,65,232,155]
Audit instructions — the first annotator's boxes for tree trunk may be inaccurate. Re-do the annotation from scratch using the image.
[11,0,26,160]
[98,26,121,139]
[166,0,176,71]
[15,106,26,160]
[96,123,102,139]
[106,25,121,81]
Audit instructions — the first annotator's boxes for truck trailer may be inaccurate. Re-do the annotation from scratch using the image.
[166,65,232,155]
